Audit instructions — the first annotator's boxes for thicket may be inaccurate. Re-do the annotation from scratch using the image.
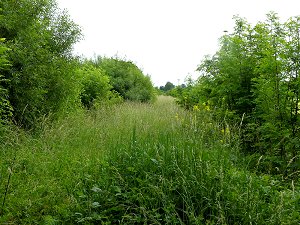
[0,0,83,128]
[91,57,156,102]
[177,13,300,178]
[76,60,123,109]
[0,37,11,125]
[0,0,154,130]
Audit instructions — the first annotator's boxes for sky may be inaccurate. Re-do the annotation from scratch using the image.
[56,0,299,86]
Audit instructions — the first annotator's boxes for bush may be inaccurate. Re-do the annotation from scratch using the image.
[0,0,82,128]
[176,13,300,176]
[95,57,155,102]
[78,64,113,109]
[0,37,12,125]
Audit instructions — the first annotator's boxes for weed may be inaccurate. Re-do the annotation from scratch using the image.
[0,96,299,224]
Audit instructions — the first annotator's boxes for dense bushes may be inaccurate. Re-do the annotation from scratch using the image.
[0,0,82,128]
[0,0,155,129]
[94,57,155,102]
[77,62,123,109]
[177,13,300,177]
[76,57,155,108]
[0,37,12,125]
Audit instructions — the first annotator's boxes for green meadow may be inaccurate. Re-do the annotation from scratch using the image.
[1,96,298,224]
[1,1,300,224]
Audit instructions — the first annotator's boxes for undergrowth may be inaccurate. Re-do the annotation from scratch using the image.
[0,96,299,224]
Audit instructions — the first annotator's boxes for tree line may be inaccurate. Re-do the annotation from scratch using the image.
[0,0,155,130]
[176,13,300,177]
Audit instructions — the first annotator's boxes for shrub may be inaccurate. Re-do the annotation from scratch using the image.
[95,57,155,102]
[78,64,113,109]
[0,37,12,125]
[0,0,82,128]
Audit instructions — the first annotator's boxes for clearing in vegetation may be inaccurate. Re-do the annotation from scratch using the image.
[0,96,299,224]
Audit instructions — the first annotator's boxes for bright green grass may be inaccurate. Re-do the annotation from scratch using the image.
[0,96,299,224]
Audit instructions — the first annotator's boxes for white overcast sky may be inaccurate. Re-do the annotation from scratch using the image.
[56,0,299,86]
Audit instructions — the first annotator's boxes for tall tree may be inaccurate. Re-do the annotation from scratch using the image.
[284,16,300,160]
[163,81,175,92]
[176,13,300,175]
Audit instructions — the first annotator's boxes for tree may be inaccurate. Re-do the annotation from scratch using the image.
[0,0,82,128]
[285,16,300,160]
[176,13,300,175]
[164,81,175,92]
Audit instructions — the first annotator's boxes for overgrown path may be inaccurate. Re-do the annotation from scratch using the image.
[0,96,299,224]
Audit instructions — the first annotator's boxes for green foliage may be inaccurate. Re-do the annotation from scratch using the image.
[94,57,155,102]
[0,0,82,128]
[77,63,114,109]
[159,82,188,99]
[0,37,12,125]
[160,81,175,92]
[0,97,298,224]
[1,4,299,224]
[176,77,211,110]
[176,13,300,176]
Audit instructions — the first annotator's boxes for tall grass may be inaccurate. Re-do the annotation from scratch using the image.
[0,96,299,224]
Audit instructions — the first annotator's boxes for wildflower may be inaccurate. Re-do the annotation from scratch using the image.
[221,126,230,135]
[193,105,199,111]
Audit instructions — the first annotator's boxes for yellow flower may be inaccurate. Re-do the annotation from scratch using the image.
[221,126,230,135]
[193,105,199,111]
[205,105,210,111]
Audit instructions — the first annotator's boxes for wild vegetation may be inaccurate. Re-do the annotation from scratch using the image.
[0,96,298,224]
[0,0,154,130]
[177,13,300,178]
[0,0,299,224]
